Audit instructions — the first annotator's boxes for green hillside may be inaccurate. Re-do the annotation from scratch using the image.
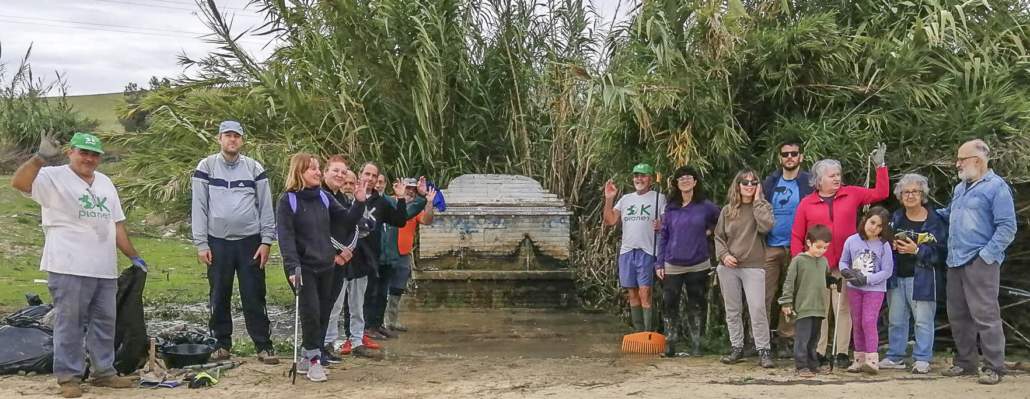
[62,92,124,133]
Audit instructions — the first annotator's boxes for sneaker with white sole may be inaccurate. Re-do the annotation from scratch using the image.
[307,359,328,382]
[912,361,931,374]
[880,358,907,369]
[297,357,310,374]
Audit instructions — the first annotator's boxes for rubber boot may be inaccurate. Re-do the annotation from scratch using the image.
[385,295,407,332]
[662,317,679,358]
[687,311,704,356]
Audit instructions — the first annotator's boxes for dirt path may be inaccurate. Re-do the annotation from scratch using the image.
[2,310,1026,398]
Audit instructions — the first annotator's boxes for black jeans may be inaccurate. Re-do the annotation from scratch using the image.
[794,316,823,370]
[662,270,709,319]
[364,262,393,328]
[208,235,272,352]
[299,267,336,351]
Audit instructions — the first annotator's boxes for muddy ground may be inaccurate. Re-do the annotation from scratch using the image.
[1,309,1026,398]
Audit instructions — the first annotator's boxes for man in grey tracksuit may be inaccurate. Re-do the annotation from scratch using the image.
[191,120,278,364]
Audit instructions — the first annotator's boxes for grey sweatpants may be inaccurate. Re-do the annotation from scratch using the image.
[48,272,118,383]
[717,265,770,350]
[947,256,1006,373]
[325,276,368,348]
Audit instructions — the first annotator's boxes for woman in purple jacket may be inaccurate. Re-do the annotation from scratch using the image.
[656,166,721,356]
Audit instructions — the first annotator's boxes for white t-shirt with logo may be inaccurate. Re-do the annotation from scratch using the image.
[613,190,666,255]
[29,166,125,279]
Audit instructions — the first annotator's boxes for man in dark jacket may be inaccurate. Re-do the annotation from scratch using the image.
[362,166,427,340]
[761,139,813,356]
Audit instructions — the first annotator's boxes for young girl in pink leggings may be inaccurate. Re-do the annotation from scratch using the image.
[839,206,894,374]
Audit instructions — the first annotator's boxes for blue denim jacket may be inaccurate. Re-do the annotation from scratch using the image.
[936,170,1017,267]
[888,206,947,301]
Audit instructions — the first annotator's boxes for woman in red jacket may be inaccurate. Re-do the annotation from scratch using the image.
[789,143,889,368]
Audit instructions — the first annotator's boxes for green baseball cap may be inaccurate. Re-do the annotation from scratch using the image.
[631,163,654,175]
[69,132,104,154]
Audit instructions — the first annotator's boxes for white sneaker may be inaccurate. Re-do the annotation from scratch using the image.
[307,360,328,382]
[912,361,931,374]
[880,358,907,369]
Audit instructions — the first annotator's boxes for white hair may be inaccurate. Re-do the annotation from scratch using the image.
[894,173,930,204]
[810,159,842,190]
[968,139,991,162]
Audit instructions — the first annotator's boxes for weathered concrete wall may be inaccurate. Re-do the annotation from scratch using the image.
[410,270,576,308]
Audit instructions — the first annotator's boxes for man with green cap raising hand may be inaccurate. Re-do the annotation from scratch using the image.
[603,163,666,331]
[12,132,145,397]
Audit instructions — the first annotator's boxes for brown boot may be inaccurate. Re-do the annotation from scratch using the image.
[92,375,136,389]
[58,381,82,398]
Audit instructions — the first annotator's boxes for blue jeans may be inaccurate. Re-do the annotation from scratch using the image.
[887,277,936,362]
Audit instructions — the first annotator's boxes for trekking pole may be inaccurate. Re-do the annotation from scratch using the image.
[288,270,302,385]
[652,171,662,333]
[829,280,843,373]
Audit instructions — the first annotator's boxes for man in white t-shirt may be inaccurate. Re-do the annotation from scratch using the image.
[11,132,145,398]
[603,163,666,332]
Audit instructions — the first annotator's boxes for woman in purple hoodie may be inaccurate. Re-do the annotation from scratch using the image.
[656,166,720,357]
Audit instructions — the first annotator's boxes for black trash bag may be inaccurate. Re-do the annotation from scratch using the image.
[114,266,148,375]
[0,325,53,375]
[3,304,53,330]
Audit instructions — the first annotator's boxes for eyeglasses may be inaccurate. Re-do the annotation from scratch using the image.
[739,180,760,186]
[780,151,800,158]
[901,190,922,197]
[956,155,978,164]
[676,176,696,183]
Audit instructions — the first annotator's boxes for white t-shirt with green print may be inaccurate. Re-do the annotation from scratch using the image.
[613,190,666,256]
[29,165,126,279]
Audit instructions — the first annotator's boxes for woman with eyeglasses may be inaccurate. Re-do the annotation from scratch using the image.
[879,173,946,374]
[714,169,775,367]
[789,144,890,368]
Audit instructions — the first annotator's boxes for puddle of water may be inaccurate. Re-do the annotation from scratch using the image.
[382,309,625,359]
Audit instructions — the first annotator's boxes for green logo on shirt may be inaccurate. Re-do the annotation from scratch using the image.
[78,192,111,220]
[626,204,652,216]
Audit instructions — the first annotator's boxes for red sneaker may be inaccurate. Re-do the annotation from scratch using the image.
[340,340,352,355]
[362,335,381,350]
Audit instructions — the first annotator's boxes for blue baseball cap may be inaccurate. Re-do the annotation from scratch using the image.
[218,120,244,135]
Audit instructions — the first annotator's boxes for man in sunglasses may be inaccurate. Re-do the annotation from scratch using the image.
[761,139,812,357]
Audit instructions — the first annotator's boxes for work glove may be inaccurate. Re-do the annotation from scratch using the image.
[131,256,148,273]
[840,268,868,287]
[35,130,63,163]
[871,142,887,166]
[825,275,842,291]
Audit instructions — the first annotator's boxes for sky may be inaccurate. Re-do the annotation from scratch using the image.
[0,0,635,96]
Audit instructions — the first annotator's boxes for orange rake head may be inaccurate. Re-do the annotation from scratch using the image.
[620,332,666,354]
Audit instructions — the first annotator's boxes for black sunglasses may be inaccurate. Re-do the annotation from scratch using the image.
[780,151,800,158]
[739,180,760,186]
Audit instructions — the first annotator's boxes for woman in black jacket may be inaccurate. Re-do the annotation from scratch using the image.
[276,153,366,382]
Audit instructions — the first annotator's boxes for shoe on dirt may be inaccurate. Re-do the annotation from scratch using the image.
[911,361,931,374]
[940,365,977,377]
[362,335,382,350]
[978,367,1002,385]
[322,346,342,364]
[833,353,851,368]
[796,369,815,379]
[297,357,311,374]
[758,349,774,368]
[720,347,744,364]
[377,326,398,339]
[879,358,906,369]
[92,375,136,388]
[257,350,280,365]
[352,345,384,360]
[210,347,231,361]
[365,328,387,340]
[340,340,353,355]
[59,382,82,398]
[307,360,328,382]
[388,323,409,332]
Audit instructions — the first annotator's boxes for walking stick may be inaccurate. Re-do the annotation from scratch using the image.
[652,172,662,332]
[288,270,302,385]
[830,280,843,372]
